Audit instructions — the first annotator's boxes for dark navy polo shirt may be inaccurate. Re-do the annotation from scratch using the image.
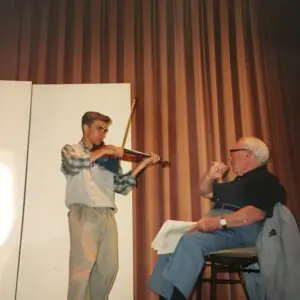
[212,165,287,217]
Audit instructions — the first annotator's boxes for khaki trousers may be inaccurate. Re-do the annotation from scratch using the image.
[67,204,118,300]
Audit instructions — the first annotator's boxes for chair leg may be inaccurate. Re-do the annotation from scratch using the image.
[238,272,251,300]
[196,278,203,300]
[210,261,217,300]
[196,266,206,300]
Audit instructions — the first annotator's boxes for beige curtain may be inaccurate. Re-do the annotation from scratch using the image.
[0,0,299,299]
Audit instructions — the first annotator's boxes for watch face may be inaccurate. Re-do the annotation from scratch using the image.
[220,218,227,225]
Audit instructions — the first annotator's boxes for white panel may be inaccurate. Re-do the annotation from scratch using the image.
[0,81,32,300]
[16,84,133,300]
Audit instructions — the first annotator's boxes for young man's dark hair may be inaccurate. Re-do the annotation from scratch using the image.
[81,111,112,130]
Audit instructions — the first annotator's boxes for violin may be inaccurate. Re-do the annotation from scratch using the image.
[92,97,170,173]
[91,143,170,168]
[122,148,170,168]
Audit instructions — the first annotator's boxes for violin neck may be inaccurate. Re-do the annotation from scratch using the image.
[123,148,150,158]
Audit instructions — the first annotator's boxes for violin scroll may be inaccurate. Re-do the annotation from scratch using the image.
[159,160,171,168]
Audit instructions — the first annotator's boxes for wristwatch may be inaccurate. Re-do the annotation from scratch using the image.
[220,217,227,229]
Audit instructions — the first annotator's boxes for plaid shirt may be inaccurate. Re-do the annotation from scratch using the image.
[61,144,137,195]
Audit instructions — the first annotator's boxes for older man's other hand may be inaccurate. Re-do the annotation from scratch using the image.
[190,217,221,232]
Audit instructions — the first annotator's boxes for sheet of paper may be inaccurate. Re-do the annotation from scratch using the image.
[151,220,197,254]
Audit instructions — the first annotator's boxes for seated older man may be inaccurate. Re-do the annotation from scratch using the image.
[147,137,287,300]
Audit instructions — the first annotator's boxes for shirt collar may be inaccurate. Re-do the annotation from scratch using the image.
[79,140,93,152]
[235,164,267,180]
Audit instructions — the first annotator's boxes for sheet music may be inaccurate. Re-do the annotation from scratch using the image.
[151,220,197,255]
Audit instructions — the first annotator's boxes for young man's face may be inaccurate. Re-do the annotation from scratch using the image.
[84,120,109,145]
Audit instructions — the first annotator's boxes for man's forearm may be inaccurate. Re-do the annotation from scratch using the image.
[90,148,106,162]
[220,206,265,228]
[200,173,215,196]
[131,160,149,177]
[113,160,149,195]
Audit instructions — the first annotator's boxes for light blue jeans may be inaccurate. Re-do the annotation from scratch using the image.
[147,209,263,299]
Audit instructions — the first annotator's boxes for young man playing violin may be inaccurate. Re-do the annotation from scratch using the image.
[61,111,160,300]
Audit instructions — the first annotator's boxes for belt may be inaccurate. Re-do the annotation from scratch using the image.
[213,203,241,212]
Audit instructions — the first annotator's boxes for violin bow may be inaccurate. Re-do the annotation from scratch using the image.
[121,97,137,148]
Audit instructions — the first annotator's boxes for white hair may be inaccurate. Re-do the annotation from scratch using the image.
[240,137,270,164]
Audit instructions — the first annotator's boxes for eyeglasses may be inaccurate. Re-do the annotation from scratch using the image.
[229,148,249,153]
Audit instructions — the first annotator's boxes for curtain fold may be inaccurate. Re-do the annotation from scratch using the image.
[0,0,299,299]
